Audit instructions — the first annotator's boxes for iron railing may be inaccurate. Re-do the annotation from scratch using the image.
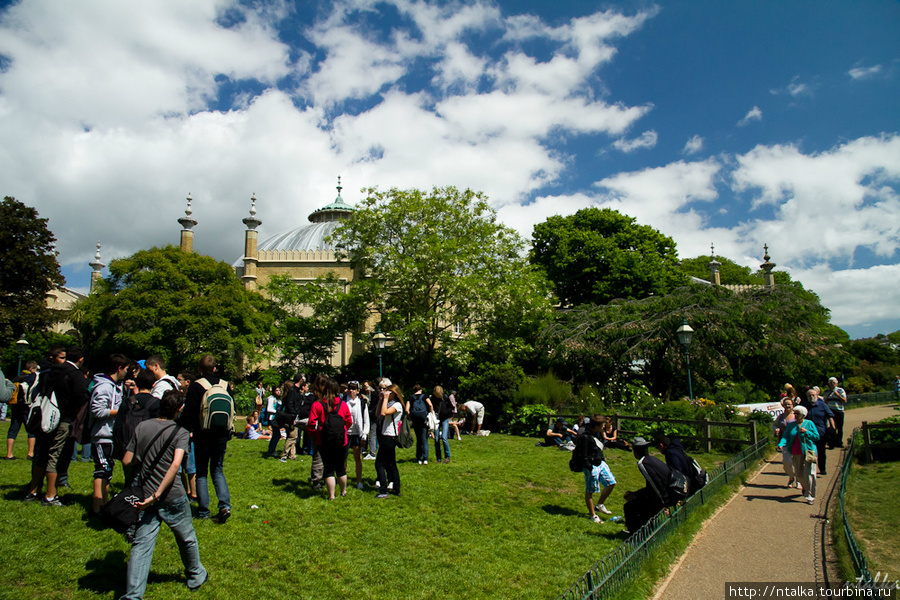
[837,428,871,584]
[557,437,771,600]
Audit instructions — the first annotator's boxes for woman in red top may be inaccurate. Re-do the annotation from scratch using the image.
[313,378,353,500]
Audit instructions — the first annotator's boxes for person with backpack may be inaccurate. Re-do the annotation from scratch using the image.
[179,354,232,524]
[406,384,433,465]
[89,353,130,516]
[6,360,37,460]
[375,380,404,498]
[573,415,617,523]
[114,369,161,485]
[121,389,208,599]
[316,378,352,500]
[431,386,452,464]
[24,345,89,506]
[306,375,329,490]
[654,434,705,496]
[622,437,675,535]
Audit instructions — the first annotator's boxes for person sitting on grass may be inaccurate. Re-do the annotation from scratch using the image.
[576,415,617,523]
[601,417,630,450]
[243,412,271,440]
[544,417,577,447]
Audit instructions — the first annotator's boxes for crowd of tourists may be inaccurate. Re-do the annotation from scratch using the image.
[0,345,477,599]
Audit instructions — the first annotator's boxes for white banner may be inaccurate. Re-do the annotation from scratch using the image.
[735,402,784,418]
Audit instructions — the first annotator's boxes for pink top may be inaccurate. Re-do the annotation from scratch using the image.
[307,397,353,446]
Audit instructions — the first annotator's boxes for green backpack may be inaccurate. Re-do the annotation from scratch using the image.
[198,378,235,433]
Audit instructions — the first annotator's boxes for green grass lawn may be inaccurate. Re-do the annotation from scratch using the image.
[844,460,900,579]
[0,422,730,600]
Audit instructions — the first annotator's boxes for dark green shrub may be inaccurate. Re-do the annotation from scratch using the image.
[505,403,554,437]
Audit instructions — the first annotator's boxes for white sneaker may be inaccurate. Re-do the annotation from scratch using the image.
[417,460,423,465]
[597,504,612,515]
[806,496,815,504]
[423,460,428,465]
[387,482,394,490]
[591,514,601,523]
[363,454,376,460]
[375,480,380,488]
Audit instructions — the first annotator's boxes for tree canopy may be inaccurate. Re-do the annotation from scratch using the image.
[264,272,369,376]
[330,186,552,378]
[531,208,686,306]
[541,283,848,401]
[73,245,273,376]
[0,196,66,346]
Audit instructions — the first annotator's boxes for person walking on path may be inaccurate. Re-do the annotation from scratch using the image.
[776,405,819,504]
[652,403,897,600]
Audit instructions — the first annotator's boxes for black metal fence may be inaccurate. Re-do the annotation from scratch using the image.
[556,437,771,600]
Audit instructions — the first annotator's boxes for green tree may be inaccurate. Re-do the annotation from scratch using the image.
[74,246,273,377]
[542,284,847,401]
[264,273,369,376]
[0,196,66,346]
[330,186,552,379]
[531,207,686,306]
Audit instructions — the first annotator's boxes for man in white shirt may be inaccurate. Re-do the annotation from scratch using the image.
[145,355,181,399]
[460,400,485,435]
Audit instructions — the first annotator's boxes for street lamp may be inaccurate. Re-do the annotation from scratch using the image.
[676,318,694,402]
[372,327,387,379]
[15,337,29,374]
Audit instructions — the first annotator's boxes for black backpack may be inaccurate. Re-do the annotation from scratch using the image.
[112,392,160,460]
[321,399,347,448]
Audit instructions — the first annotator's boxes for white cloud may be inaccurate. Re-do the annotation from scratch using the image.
[848,64,883,80]
[612,130,658,153]
[683,135,704,155]
[737,106,763,126]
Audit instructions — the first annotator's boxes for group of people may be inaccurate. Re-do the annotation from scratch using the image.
[545,414,630,451]
[773,377,846,505]
[257,377,473,498]
[570,413,706,533]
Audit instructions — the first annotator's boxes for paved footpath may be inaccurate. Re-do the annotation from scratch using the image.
[653,404,898,600]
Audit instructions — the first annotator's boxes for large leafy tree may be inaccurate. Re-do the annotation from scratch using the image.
[330,186,552,379]
[264,273,369,375]
[0,196,66,345]
[542,283,848,401]
[73,246,273,377]
[531,207,686,306]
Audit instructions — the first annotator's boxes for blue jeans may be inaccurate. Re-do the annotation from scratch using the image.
[413,417,429,462]
[434,419,451,461]
[193,432,230,518]
[122,494,206,599]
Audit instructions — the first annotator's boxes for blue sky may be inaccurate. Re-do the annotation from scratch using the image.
[0,0,898,338]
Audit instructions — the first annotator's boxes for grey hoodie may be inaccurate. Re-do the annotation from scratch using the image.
[90,373,122,443]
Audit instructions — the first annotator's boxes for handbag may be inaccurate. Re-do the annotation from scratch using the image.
[102,423,180,533]
[804,449,817,464]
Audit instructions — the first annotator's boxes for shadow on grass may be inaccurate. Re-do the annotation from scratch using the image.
[79,550,128,596]
[271,477,320,499]
[540,504,581,517]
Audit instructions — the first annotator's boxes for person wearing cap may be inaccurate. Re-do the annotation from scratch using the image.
[622,437,674,534]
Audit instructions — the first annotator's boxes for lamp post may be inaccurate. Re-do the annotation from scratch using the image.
[372,327,387,379]
[676,318,694,402]
[15,337,29,374]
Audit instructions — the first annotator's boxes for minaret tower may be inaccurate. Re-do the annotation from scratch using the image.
[760,244,776,289]
[178,194,198,253]
[241,194,262,290]
[708,243,721,286]
[89,241,105,295]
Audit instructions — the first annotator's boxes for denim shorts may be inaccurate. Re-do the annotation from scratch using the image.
[584,461,616,494]
[348,434,362,448]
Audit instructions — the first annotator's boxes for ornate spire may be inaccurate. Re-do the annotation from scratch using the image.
[243,193,262,230]
[760,243,776,289]
[178,194,198,230]
[89,241,105,272]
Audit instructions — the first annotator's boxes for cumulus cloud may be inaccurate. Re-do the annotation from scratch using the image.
[737,106,763,126]
[612,130,658,153]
